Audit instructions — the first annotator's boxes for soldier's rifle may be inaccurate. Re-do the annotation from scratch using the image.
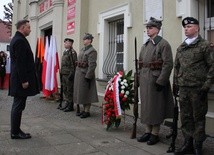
[57,72,63,108]
[69,51,80,114]
[166,94,179,153]
[131,37,139,139]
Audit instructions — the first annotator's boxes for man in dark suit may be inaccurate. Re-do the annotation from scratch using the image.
[9,19,39,139]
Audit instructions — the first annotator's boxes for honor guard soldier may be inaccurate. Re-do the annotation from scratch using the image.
[60,38,77,112]
[173,17,214,155]
[137,17,174,145]
[73,33,99,118]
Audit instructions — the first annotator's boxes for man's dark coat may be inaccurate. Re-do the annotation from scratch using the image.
[9,31,39,97]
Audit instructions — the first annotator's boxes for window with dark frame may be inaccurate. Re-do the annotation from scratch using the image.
[207,0,214,18]
[207,0,214,43]
[6,45,10,51]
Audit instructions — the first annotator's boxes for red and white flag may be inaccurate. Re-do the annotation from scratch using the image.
[42,35,59,96]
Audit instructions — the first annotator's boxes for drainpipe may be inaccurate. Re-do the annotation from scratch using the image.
[209,0,212,41]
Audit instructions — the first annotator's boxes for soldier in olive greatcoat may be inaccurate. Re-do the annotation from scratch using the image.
[73,33,99,118]
[137,17,174,145]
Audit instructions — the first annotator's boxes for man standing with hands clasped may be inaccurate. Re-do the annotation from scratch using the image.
[137,17,174,145]
[173,17,214,155]
[9,19,39,139]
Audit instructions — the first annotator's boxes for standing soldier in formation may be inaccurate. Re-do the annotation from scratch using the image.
[60,38,77,112]
[173,17,214,155]
[137,17,174,145]
[73,33,99,118]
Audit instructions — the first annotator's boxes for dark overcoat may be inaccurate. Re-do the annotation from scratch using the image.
[9,31,39,97]
[73,45,99,105]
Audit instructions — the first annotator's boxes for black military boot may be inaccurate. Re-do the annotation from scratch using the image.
[60,101,68,110]
[64,102,74,112]
[174,137,194,155]
[194,141,203,155]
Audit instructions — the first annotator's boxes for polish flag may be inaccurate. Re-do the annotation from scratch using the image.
[42,36,59,96]
[42,36,49,96]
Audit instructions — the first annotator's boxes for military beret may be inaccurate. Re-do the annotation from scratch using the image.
[64,38,74,43]
[83,33,94,40]
[146,17,162,29]
[182,17,199,27]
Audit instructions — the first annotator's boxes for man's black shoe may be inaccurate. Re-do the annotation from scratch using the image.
[195,148,202,155]
[19,130,31,136]
[60,105,68,110]
[194,141,203,155]
[11,132,31,139]
[137,133,151,142]
[80,112,90,118]
[174,137,194,155]
[76,111,85,116]
[57,104,62,109]
[64,107,74,112]
[60,102,68,110]
[147,134,159,145]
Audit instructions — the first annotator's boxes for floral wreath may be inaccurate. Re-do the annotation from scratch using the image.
[102,70,134,130]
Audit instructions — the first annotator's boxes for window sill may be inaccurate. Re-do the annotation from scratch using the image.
[96,78,109,82]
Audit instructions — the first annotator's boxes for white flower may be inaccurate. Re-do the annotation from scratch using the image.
[125,91,129,95]
[123,79,127,83]
[125,83,128,87]
[121,85,125,89]
[109,85,113,91]
[121,90,125,94]
[120,81,124,85]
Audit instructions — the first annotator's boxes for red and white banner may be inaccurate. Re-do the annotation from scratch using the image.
[42,36,59,96]
[39,0,53,13]
[68,0,76,7]
[67,6,76,20]
[67,21,75,35]
[113,73,122,117]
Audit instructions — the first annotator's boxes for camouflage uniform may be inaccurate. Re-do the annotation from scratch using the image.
[61,48,77,108]
[173,35,214,142]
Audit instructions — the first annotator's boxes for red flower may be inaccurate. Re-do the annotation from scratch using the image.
[119,93,124,98]
[122,97,127,102]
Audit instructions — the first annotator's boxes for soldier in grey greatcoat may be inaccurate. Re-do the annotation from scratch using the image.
[73,33,99,118]
[59,38,77,112]
[173,17,214,155]
[137,17,174,145]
